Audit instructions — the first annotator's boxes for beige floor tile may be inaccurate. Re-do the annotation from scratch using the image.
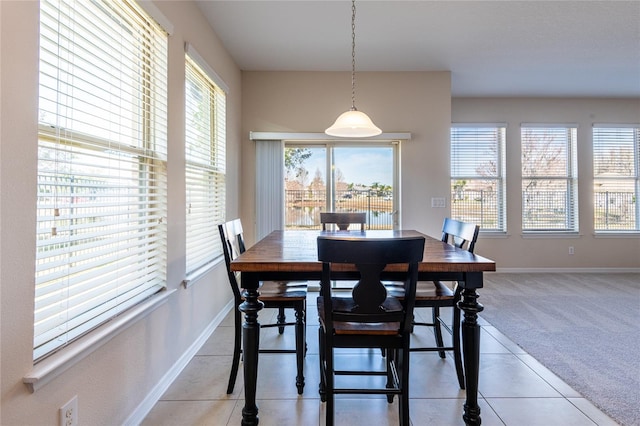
[255,353,319,399]
[486,397,598,425]
[321,397,403,426]
[141,400,238,426]
[479,354,563,398]
[409,353,467,398]
[161,355,243,400]
[567,398,620,426]
[142,293,617,426]
[198,326,236,356]
[228,398,320,426]
[516,354,582,398]
[410,398,505,426]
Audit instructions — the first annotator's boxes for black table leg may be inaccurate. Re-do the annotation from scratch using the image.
[458,274,484,426]
[240,274,263,426]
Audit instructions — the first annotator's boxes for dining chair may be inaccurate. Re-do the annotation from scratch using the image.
[320,212,366,231]
[219,219,307,394]
[317,234,425,426]
[386,218,480,389]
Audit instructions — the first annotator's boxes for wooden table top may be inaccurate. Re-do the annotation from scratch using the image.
[230,230,496,273]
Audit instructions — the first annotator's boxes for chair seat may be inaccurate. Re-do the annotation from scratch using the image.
[253,281,308,301]
[386,280,454,300]
[318,297,402,335]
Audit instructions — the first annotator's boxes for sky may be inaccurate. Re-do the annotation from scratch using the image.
[295,146,393,187]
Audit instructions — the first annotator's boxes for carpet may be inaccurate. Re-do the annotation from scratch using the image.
[478,273,640,426]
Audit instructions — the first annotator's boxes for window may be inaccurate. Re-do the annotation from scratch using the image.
[450,125,506,232]
[521,125,578,232]
[284,143,397,230]
[593,125,640,232]
[185,50,227,274]
[36,0,168,361]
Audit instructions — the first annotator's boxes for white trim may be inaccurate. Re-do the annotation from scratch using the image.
[250,132,411,141]
[182,256,225,289]
[123,299,235,426]
[494,268,640,274]
[23,289,176,393]
[521,232,582,239]
[137,1,174,35]
[185,42,230,93]
[593,232,640,238]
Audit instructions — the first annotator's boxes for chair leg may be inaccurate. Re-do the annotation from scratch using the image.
[277,306,286,334]
[432,306,446,358]
[318,325,326,402]
[227,307,242,394]
[385,348,395,403]
[325,338,335,426]
[295,305,305,394]
[453,305,465,389]
[399,346,410,426]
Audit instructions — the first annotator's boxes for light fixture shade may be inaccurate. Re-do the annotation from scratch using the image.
[325,109,382,138]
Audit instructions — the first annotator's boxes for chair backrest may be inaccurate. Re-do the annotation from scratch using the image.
[218,219,246,301]
[317,235,425,331]
[320,212,366,231]
[441,218,480,253]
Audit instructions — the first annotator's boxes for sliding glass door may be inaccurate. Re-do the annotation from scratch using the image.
[284,142,398,230]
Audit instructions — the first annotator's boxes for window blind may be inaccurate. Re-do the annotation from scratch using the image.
[450,125,506,231]
[521,126,578,231]
[36,0,168,361]
[185,54,226,274]
[593,126,640,231]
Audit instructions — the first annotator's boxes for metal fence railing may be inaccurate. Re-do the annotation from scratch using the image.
[285,189,393,229]
[594,191,637,230]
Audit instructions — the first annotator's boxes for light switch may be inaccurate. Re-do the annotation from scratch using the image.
[431,197,446,208]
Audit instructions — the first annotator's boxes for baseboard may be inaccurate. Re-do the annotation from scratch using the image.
[494,267,640,273]
[123,298,235,426]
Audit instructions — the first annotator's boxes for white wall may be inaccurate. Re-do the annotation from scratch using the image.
[0,1,241,424]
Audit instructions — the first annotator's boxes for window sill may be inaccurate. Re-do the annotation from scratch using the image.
[478,231,509,238]
[593,232,640,238]
[23,288,175,393]
[182,256,224,289]
[521,232,581,239]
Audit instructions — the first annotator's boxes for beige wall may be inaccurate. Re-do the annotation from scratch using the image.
[453,98,640,269]
[0,1,241,424]
[241,76,639,269]
[241,71,453,243]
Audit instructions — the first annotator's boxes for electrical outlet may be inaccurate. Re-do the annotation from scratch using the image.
[568,246,574,255]
[59,396,78,426]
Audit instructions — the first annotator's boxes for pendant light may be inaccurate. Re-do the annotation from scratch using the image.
[325,0,382,138]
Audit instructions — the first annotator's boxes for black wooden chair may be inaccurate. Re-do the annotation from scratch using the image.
[219,219,307,394]
[317,234,425,426]
[386,218,480,389]
[320,212,366,231]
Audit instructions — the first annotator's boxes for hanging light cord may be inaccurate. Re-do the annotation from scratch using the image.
[350,0,357,111]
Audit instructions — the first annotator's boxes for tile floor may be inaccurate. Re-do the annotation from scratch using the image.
[142,293,619,425]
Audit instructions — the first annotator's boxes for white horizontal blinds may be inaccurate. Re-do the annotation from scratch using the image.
[450,125,506,231]
[593,126,640,231]
[521,126,578,231]
[36,0,168,361]
[185,54,226,273]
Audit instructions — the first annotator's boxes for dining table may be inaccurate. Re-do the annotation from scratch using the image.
[230,229,496,426]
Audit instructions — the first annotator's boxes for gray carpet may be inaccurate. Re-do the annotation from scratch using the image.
[478,273,640,426]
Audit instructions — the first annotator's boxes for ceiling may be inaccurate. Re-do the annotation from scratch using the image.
[196,0,640,98]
